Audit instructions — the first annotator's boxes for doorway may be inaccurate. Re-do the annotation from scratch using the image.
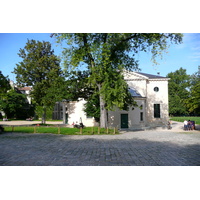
[121,114,128,128]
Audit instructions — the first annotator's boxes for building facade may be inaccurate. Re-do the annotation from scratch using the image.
[107,71,170,129]
[54,71,170,129]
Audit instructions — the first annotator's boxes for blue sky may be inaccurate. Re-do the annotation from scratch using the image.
[0,33,200,82]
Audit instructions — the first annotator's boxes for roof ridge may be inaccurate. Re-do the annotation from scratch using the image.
[135,72,167,79]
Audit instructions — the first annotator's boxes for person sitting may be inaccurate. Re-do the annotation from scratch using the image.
[191,121,195,130]
[188,120,192,131]
[184,120,188,130]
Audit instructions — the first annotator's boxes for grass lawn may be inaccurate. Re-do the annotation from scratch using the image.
[170,116,200,125]
[3,126,118,135]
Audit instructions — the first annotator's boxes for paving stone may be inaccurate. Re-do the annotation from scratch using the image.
[0,129,200,166]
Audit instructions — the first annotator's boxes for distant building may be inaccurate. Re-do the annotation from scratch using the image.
[17,87,32,104]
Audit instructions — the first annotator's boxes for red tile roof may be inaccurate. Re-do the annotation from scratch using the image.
[17,87,32,91]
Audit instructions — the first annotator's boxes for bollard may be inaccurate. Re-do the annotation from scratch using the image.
[113,127,116,134]
[107,127,109,134]
[80,127,82,134]
[98,127,100,134]
[34,126,36,133]
[91,127,94,134]
[12,126,14,132]
[58,127,60,134]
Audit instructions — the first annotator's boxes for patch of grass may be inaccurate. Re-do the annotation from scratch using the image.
[170,117,200,125]
[4,126,118,135]
[4,126,34,133]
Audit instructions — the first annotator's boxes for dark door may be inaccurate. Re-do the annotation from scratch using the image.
[121,114,128,128]
[66,113,68,124]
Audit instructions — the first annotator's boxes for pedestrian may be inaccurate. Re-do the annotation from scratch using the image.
[184,120,188,130]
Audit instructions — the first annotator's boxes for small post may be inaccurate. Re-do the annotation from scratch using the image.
[92,127,94,134]
[98,127,100,134]
[80,127,82,134]
[34,126,36,133]
[107,127,109,134]
[58,126,60,134]
[113,127,116,134]
[12,126,14,132]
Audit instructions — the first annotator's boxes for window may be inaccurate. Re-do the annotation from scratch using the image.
[140,112,143,121]
[154,87,159,92]
[154,104,160,118]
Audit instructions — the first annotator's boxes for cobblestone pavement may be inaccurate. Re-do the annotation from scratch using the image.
[1,128,200,166]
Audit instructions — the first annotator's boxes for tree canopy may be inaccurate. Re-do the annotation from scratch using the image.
[167,67,191,116]
[0,71,11,96]
[13,39,65,123]
[0,89,32,119]
[187,66,200,115]
[54,33,183,127]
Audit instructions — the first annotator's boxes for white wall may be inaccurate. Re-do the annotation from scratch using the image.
[66,98,97,127]
[146,80,169,126]
[108,99,146,129]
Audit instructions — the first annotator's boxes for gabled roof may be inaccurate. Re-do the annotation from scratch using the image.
[124,70,169,81]
[136,72,166,79]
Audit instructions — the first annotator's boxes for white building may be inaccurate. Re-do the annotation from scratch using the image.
[60,71,170,129]
[17,87,32,104]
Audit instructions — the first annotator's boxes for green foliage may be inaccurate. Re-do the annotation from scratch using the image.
[167,67,191,116]
[13,39,66,123]
[64,70,93,100]
[34,105,53,120]
[187,66,200,114]
[0,71,11,95]
[84,93,100,122]
[0,89,31,119]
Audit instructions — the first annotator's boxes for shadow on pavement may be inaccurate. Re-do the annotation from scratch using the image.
[0,132,200,166]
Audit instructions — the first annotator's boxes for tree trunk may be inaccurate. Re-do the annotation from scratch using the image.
[42,106,46,124]
[98,87,108,128]
[62,103,66,124]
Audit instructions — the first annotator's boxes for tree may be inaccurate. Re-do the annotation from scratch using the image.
[84,92,100,122]
[167,67,191,116]
[0,89,31,119]
[0,71,11,97]
[187,66,200,115]
[54,33,183,128]
[13,39,65,123]
[0,71,11,118]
